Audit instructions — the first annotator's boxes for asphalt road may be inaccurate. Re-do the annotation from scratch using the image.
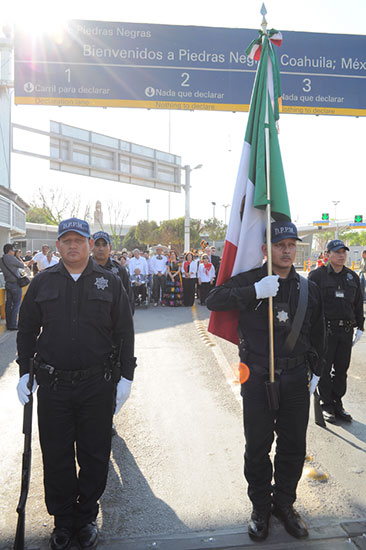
[0,303,365,549]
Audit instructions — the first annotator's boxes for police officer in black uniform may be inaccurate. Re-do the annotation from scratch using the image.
[92,230,134,313]
[308,239,364,423]
[16,218,136,550]
[207,221,325,542]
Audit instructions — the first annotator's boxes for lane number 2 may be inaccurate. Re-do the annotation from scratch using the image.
[181,73,190,87]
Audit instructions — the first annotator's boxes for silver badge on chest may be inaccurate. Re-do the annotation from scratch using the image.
[276,310,289,323]
[94,276,109,290]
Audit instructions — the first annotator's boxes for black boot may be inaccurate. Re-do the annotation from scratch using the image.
[334,402,352,422]
[248,508,270,541]
[322,404,336,423]
[50,527,73,550]
[77,522,99,550]
[272,504,308,539]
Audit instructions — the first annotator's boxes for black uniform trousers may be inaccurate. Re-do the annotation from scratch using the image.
[241,362,310,512]
[37,370,115,530]
[199,282,212,305]
[319,326,353,407]
[182,278,196,306]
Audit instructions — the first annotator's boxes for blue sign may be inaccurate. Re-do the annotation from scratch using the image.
[14,20,366,115]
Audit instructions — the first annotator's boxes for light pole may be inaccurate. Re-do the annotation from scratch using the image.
[211,201,216,220]
[146,199,150,222]
[183,164,202,252]
[222,203,230,225]
[332,200,340,238]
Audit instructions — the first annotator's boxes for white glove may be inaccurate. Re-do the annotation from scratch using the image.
[309,374,320,396]
[115,378,132,415]
[17,373,38,406]
[352,328,363,347]
[254,275,280,299]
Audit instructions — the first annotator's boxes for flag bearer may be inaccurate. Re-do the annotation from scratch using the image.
[308,239,364,423]
[16,218,136,550]
[207,221,325,542]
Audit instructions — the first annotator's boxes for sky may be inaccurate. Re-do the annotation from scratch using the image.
[2,0,366,229]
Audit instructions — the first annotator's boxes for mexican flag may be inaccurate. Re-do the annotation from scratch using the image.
[208,29,291,345]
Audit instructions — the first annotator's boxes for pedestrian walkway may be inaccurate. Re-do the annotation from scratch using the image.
[94,519,366,549]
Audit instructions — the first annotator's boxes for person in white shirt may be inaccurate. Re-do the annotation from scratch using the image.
[128,249,148,278]
[198,254,216,305]
[28,244,50,272]
[181,252,198,307]
[43,250,60,270]
[150,245,167,306]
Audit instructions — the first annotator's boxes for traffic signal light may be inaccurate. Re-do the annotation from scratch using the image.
[321,213,329,221]
[354,215,363,223]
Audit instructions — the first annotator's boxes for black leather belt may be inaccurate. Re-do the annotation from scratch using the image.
[244,352,307,370]
[326,319,353,328]
[36,362,107,382]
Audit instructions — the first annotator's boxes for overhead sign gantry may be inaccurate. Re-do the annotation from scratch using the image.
[14,20,366,116]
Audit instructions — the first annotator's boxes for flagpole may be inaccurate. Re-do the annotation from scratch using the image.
[261,4,275,386]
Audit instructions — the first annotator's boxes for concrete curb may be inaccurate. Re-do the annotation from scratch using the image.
[83,518,366,550]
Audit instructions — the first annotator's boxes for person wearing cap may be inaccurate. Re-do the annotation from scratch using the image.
[92,231,134,314]
[308,239,364,423]
[16,218,136,550]
[150,245,167,306]
[207,221,325,542]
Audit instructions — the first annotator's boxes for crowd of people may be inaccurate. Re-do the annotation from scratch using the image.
[123,243,221,308]
[0,237,221,331]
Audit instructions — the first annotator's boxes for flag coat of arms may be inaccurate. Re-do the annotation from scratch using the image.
[208,29,291,345]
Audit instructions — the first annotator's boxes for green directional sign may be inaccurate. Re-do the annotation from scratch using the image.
[354,215,363,222]
[321,213,329,221]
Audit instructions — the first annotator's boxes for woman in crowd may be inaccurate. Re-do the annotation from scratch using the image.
[181,251,198,307]
[197,253,215,305]
[162,250,183,307]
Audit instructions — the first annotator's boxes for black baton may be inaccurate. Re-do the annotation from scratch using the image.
[313,388,326,428]
[14,359,35,550]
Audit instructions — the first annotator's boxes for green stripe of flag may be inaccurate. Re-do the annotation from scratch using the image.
[244,34,291,222]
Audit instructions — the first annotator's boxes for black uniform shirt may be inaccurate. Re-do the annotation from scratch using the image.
[308,264,364,330]
[206,264,325,362]
[101,257,135,312]
[17,258,135,379]
[103,258,130,292]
